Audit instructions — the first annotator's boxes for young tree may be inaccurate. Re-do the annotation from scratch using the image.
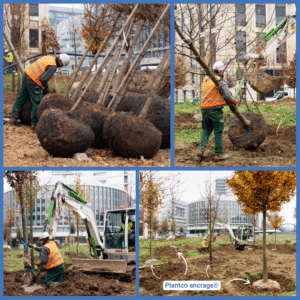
[161,217,169,234]
[227,171,296,285]
[267,213,285,250]
[4,171,31,250]
[140,171,164,257]
[180,227,184,234]
[171,219,176,234]
[3,208,16,246]
[152,215,160,237]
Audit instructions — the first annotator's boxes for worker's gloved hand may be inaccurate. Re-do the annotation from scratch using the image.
[43,86,50,95]
[28,244,35,249]
[233,99,238,104]
[35,262,40,266]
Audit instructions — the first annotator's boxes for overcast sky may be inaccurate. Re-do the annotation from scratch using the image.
[157,171,296,225]
[50,4,83,9]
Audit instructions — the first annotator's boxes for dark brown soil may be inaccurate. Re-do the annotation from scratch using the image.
[4,269,135,296]
[36,109,95,157]
[175,113,296,167]
[140,243,296,296]
[4,91,170,166]
[103,112,162,158]
[36,93,73,121]
[228,111,268,150]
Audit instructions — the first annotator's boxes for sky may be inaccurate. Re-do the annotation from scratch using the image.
[157,171,296,225]
[50,4,83,9]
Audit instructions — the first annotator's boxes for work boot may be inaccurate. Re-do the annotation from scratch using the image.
[215,153,229,161]
[197,151,205,162]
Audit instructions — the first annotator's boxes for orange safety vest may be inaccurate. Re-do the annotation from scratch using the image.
[44,241,64,269]
[25,56,56,87]
[201,75,226,108]
[202,240,208,248]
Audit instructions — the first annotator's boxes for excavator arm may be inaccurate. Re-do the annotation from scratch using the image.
[43,182,104,258]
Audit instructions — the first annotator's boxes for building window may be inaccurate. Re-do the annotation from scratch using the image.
[192,73,196,83]
[124,176,128,184]
[276,42,287,63]
[236,4,246,27]
[256,4,266,27]
[236,31,246,62]
[276,4,285,26]
[183,90,187,102]
[190,7,195,36]
[29,4,38,17]
[29,29,39,48]
[210,5,216,28]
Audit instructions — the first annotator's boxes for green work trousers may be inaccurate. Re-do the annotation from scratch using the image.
[198,108,224,155]
[6,62,12,74]
[44,265,65,286]
[11,75,44,126]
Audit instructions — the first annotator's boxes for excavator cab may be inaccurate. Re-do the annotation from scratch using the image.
[237,225,253,241]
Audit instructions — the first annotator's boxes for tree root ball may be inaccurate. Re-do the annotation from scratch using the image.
[36,109,95,157]
[146,99,170,148]
[74,102,110,149]
[103,112,162,158]
[36,93,73,121]
[19,99,32,126]
[84,92,113,106]
[228,111,267,150]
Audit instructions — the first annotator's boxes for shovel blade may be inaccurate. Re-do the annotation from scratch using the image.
[248,68,286,94]
[71,258,127,274]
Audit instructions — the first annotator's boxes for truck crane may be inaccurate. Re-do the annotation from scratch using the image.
[206,220,255,250]
[236,8,296,95]
[43,181,136,281]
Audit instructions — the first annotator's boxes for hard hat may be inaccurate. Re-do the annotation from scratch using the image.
[58,53,70,67]
[204,237,207,240]
[213,61,225,72]
[40,232,51,239]
[5,50,9,53]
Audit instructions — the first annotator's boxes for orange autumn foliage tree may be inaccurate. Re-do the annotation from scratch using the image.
[267,213,285,249]
[140,171,164,257]
[227,171,296,284]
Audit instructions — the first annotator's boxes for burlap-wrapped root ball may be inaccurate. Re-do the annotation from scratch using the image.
[74,101,110,149]
[36,93,73,121]
[103,112,162,158]
[228,111,267,150]
[36,108,95,157]
[19,99,32,126]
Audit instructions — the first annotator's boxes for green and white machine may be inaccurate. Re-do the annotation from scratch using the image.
[43,182,136,281]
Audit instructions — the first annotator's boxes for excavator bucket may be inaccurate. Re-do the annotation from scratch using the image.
[71,258,127,274]
[247,68,286,94]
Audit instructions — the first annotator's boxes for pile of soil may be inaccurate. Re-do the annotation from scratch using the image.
[175,112,296,167]
[4,270,135,296]
[140,243,296,296]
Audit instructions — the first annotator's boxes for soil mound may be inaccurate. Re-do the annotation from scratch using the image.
[36,93,72,121]
[228,112,267,149]
[36,109,94,157]
[74,102,109,149]
[103,112,162,158]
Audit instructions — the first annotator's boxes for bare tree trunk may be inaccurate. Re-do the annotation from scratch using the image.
[275,228,277,250]
[70,6,139,112]
[19,191,28,252]
[262,209,268,283]
[77,214,79,256]
[108,5,170,111]
[29,177,34,268]
[209,201,213,263]
[111,20,145,95]
[97,20,134,104]
[175,22,250,128]
[12,68,15,92]
[64,17,105,96]
[71,14,121,102]
[253,215,256,252]
[139,50,170,119]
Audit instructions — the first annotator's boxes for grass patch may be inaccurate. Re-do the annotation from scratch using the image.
[175,128,202,144]
[175,102,200,115]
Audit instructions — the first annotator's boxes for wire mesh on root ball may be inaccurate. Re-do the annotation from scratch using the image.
[74,101,110,149]
[228,111,267,150]
[36,108,95,157]
[19,99,32,126]
[103,112,162,159]
[36,93,73,121]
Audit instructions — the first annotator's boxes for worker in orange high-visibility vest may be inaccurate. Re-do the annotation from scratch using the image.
[198,61,238,161]
[28,232,64,287]
[10,53,70,129]
[200,237,209,253]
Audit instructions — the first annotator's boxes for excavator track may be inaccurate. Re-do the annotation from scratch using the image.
[124,265,136,282]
